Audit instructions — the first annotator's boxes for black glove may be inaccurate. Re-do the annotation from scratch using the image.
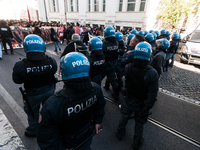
[138,107,149,117]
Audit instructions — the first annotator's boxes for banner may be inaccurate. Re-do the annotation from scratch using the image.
[0,26,62,50]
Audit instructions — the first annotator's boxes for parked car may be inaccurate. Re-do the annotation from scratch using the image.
[179,26,200,65]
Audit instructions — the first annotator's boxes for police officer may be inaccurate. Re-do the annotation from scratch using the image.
[37,52,106,150]
[157,29,166,39]
[61,33,88,58]
[12,34,57,137]
[131,29,138,35]
[145,33,156,55]
[150,39,170,79]
[120,34,145,68]
[138,31,144,37]
[0,20,14,55]
[169,34,181,67]
[87,37,105,86]
[166,31,170,40]
[117,42,158,150]
[101,26,119,100]
[163,33,179,71]
[126,34,135,50]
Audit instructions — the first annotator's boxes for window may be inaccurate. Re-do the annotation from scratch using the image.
[119,0,123,11]
[103,0,106,12]
[94,0,99,12]
[64,0,68,12]
[88,0,91,12]
[127,0,135,11]
[71,0,73,12]
[140,0,146,11]
[77,0,79,11]
[49,0,59,12]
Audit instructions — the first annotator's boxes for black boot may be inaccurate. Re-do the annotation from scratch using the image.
[117,128,126,140]
[133,135,144,150]
[112,89,119,100]
[103,79,110,90]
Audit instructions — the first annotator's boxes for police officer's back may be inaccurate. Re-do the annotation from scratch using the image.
[0,20,14,54]
[101,26,119,100]
[37,52,106,150]
[87,37,105,86]
[117,42,158,150]
[150,39,170,79]
[12,34,57,137]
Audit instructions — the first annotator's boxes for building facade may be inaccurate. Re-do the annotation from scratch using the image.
[37,0,161,31]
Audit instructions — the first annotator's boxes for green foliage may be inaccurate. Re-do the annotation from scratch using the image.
[156,0,200,29]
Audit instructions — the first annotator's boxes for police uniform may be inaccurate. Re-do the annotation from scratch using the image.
[101,27,119,99]
[88,50,105,86]
[117,42,158,150]
[0,21,14,54]
[163,38,179,72]
[37,52,106,150]
[12,35,57,137]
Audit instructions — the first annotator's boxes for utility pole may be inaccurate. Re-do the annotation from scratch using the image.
[43,0,48,22]
[64,0,67,24]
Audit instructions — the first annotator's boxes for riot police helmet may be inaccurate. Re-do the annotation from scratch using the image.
[104,26,115,38]
[160,29,166,35]
[138,31,144,36]
[23,34,45,53]
[89,37,103,51]
[134,42,152,61]
[131,30,138,35]
[145,33,154,43]
[172,33,179,40]
[115,32,124,41]
[60,52,90,80]
[156,39,170,50]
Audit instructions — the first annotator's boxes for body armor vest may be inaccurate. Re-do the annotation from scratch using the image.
[104,40,119,62]
[55,85,97,136]
[89,53,105,77]
[23,56,56,91]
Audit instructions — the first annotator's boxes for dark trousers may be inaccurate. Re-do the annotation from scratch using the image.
[101,61,118,90]
[2,37,13,53]
[118,99,148,141]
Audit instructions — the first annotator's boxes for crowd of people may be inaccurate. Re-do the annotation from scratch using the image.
[0,18,181,149]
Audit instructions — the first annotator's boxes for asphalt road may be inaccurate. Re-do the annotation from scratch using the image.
[0,44,200,150]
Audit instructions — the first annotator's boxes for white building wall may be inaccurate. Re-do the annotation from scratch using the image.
[37,0,149,29]
[37,0,200,34]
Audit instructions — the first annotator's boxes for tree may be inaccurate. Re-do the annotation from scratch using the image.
[156,0,200,30]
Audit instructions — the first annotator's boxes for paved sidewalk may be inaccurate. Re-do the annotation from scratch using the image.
[160,60,200,102]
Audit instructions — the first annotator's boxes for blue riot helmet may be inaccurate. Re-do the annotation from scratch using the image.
[131,30,138,35]
[178,34,181,40]
[23,34,45,53]
[61,52,90,80]
[115,32,124,41]
[166,31,170,36]
[127,34,135,45]
[160,29,166,35]
[144,31,149,36]
[152,32,157,40]
[104,26,115,38]
[145,33,154,43]
[156,39,170,50]
[154,31,159,37]
[172,33,179,40]
[138,31,144,36]
[134,42,152,61]
[149,30,154,33]
[89,37,103,51]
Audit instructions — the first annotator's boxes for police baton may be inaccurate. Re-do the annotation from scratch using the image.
[128,112,152,120]
[19,87,35,119]
[70,126,103,150]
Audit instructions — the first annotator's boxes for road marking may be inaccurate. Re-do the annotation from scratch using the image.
[0,109,25,150]
[0,84,28,127]
[159,88,200,106]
